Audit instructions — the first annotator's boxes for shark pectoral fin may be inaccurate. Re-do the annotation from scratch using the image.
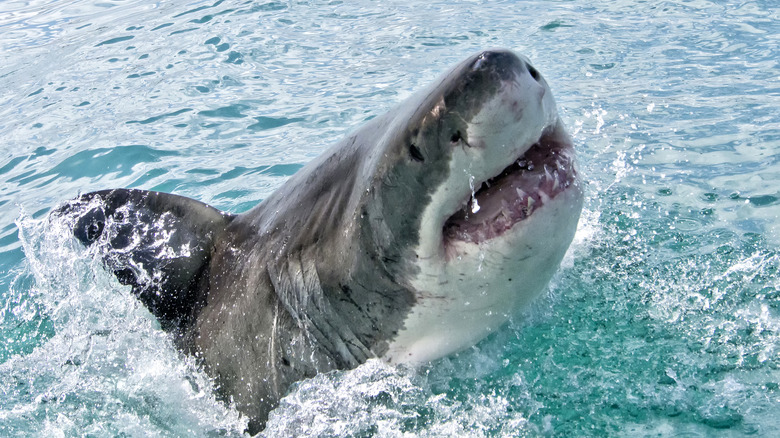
[54,188,234,330]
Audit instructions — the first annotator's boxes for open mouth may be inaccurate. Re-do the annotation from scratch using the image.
[443,125,576,245]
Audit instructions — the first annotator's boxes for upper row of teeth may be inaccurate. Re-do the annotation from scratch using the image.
[468,165,568,215]
[516,160,565,191]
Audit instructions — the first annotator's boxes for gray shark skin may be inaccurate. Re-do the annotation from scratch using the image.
[53,49,583,434]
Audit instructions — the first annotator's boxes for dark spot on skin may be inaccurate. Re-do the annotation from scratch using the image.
[282,357,290,366]
[409,144,424,162]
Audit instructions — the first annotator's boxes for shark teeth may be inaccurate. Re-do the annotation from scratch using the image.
[443,142,576,244]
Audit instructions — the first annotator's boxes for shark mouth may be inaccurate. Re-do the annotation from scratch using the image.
[443,124,576,245]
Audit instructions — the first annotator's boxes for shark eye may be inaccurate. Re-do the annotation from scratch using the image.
[450,131,462,143]
[409,143,425,162]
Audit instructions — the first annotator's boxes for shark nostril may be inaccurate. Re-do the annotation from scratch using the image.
[527,64,541,82]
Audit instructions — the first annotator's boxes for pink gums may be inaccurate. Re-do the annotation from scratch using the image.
[443,137,576,245]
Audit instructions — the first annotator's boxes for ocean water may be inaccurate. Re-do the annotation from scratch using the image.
[1,0,778,436]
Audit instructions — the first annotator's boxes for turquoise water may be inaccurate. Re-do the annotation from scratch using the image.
[1,0,779,436]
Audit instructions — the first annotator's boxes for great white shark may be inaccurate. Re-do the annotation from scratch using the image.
[54,49,583,433]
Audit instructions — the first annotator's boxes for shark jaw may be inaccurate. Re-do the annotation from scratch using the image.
[383,54,583,365]
[443,122,577,252]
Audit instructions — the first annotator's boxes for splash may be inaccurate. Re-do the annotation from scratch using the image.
[0,211,246,436]
[264,358,534,437]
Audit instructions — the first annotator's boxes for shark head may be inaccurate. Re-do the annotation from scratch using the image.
[361,49,584,363]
